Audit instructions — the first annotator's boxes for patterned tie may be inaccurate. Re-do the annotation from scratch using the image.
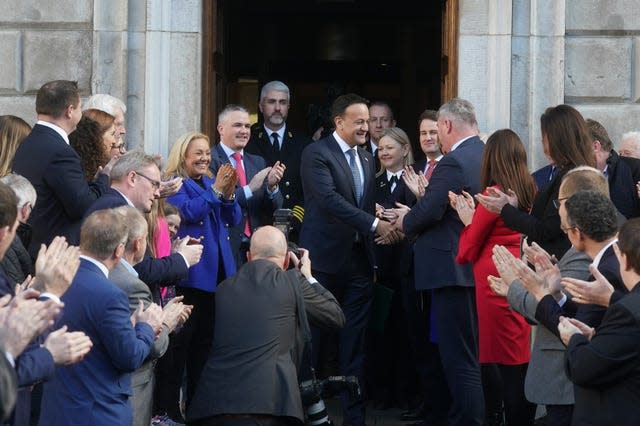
[231,152,251,237]
[425,159,437,180]
[346,149,363,204]
[271,132,280,155]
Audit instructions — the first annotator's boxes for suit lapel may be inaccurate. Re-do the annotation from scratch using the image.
[326,136,359,204]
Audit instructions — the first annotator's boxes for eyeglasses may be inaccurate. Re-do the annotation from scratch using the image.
[135,171,161,190]
[552,197,567,209]
[110,143,126,154]
[560,224,579,234]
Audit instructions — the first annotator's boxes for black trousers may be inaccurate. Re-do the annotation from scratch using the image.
[188,415,300,426]
[154,287,216,417]
[311,245,373,426]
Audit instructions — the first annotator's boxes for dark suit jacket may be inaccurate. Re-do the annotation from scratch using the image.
[0,344,17,422]
[187,259,344,423]
[245,125,312,210]
[535,244,625,338]
[84,188,188,289]
[362,139,381,174]
[501,168,571,261]
[210,144,283,266]
[299,135,377,274]
[403,136,484,290]
[565,283,640,426]
[607,150,640,219]
[374,172,414,285]
[109,261,169,426]
[12,124,109,254]
[531,164,555,190]
[39,258,154,426]
[0,236,32,287]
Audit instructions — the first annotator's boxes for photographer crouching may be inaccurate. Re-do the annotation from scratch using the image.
[186,225,345,426]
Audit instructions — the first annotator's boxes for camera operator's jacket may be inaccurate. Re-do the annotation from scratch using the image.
[187,259,344,423]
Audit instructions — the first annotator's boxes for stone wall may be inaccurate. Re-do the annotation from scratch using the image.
[0,0,202,158]
[565,0,640,149]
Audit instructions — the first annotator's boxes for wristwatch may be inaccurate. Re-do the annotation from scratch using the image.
[212,186,235,201]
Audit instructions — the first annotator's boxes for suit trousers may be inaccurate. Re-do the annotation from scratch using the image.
[174,287,216,408]
[432,286,484,426]
[188,415,300,426]
[311,244,373,426]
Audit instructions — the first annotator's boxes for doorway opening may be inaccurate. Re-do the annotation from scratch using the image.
[202,0,458,152]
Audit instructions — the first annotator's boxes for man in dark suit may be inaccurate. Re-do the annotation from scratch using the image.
[210,104,285,266]
[363,101,396,173]
[108,206,191,426]
[394,98,485,425]
[587,118,640,218]
[531,190,623,335]
[84,151,202,295]
[558,218,640,426]
[12,80,112,255]
[39,208,164,426]
[245,81,312,239]
[300,93,397,426]
[187,225,344,426]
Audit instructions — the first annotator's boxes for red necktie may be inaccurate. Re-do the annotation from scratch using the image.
[425,159,437,180]
[231,152,251,237]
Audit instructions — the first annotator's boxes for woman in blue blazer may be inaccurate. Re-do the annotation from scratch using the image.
[164,131,240,411]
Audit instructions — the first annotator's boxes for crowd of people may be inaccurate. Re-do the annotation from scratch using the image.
[1,78,640,426]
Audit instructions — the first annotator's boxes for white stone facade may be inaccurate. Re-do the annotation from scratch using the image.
[0,0,202,158]
[1,0,638,164]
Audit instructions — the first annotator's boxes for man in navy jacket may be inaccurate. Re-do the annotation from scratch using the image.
[12,80,112,256]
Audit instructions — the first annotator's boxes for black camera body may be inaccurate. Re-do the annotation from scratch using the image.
[299,375,361,426]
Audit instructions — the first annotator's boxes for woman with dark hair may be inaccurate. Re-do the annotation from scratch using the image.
[450,129,537,425]
[0,115,31,177]
[476,104,595,260]
[70,109,119,180]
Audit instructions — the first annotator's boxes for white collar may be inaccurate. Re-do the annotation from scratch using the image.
[591,239,617,269]
[386,169,403,181]
[263,125,285,141]
[37,120,69,144]
[80,254,109,278]
[333,131,355,154]
[119,258,139,277]
[219,141,243,159]
[450,135,475,152]
[111,187,135,207]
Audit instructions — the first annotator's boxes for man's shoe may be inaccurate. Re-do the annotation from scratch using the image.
[151,414,185,426]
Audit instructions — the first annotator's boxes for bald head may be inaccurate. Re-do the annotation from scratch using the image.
[249,226,288,268]
[559,166,610,199]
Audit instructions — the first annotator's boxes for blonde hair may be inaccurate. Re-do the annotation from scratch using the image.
[165,132,211,179]
[376,127,414,177]
[0,115,31,177]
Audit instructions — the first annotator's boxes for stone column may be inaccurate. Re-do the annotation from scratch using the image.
[458,0,513,136]
[510,0,565,170]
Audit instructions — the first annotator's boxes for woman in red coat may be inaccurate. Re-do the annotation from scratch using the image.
[450,129,537,425]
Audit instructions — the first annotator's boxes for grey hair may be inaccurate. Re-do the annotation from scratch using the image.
[110,150,160,182]
[260,81,290,101]
[437,98,477,128]
[84,94,127,115]
[218,104,249,124]
[113,205,147,251]
[621,131,640,143]
[0,173,36,208]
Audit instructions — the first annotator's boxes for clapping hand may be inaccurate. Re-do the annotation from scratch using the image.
[558,316,594,346]
[31,236,80,297]
[214,163,238,199]
[402,165,427,199]
[475,186,518,214]
[267,161,286,190]
[448,190,475,226]
[562,264,614,307]
[159,176,183,198]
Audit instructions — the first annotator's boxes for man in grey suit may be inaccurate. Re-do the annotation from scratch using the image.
[493,167,612,426]
[187,226,345,426]
[108,206,192,426]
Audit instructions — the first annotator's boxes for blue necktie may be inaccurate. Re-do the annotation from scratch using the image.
[347,149,363,204]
